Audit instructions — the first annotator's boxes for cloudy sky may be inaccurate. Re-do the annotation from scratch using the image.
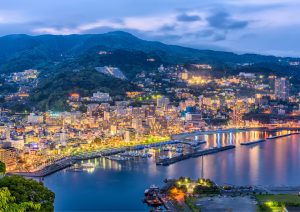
[1,0,300,56]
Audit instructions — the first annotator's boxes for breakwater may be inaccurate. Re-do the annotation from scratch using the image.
[156,145,235,166]
[240,139,265,146]
[267,132,300,140]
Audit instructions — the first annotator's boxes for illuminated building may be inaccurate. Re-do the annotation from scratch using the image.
[0,148,17,171]
[192,64,212,70]
[110,125,117,136]
[275,77,290,100]
[132,118,143,131]
[124,128,136,142]
[28,113,44,124]
[181,72,189,80]
[158,64,165,72]
[91,92,112,102]
[157,96,169,108]
[69,93,80,101]
[104,111,111,121]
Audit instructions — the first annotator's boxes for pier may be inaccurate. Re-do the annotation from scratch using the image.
[156,145,235,166]
[266,132,300,140]
[180,140,207,146]
[240,139,265,146]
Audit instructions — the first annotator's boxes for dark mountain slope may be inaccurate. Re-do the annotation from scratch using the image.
[0,31,298,74]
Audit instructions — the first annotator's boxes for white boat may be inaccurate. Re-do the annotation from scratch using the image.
[159,155,169,160]
[174,153,183,157]
[150,185,159,189]
[177,144,184,148]
[162,146,170,151]
[80,162,95,168]
[141,153,152,158]
[176,148,183,153]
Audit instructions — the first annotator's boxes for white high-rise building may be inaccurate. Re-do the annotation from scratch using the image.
[28,113,43,124]
[275,78,290,100]
[157,96,169,108]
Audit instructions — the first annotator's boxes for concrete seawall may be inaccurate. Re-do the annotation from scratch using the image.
[156,145,235,166]
[240,139,265,146]
[267,132,300,140]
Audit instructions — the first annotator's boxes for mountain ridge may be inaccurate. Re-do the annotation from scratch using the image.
[0,31,298,73]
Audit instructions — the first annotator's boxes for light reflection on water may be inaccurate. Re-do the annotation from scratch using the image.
[44,130,300,211]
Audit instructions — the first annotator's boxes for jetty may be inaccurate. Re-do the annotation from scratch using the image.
[266,132,300,140]
[181,140,207,147]
[240,139,265,146]
[156,145,235,166]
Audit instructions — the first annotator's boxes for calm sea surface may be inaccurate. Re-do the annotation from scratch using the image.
[44,130,300,211]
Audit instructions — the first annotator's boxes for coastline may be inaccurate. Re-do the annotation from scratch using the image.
[8,127,300,178]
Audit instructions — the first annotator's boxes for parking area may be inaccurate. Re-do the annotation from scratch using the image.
[196,196,257,212]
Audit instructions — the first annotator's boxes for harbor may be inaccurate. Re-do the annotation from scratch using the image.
[42,130,300,211]
[8,129,300,178]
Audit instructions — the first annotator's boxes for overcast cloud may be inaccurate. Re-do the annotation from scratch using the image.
[0,0,300,56]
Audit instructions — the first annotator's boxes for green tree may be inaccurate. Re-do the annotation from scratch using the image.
[0,176,55,211]
[0,187,41,212]
[0,161,5,174]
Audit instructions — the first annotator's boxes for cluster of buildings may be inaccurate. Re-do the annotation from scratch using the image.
[10,69,39,82]
[0,95,179,171]
[0,63,299,172]
[0,69,39,102]
[133,64,298,126]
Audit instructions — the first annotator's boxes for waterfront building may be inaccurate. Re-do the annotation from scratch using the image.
[110,125,117,136]
[3,136,24,150]
[124,128,136,142]
[0,148,17,171]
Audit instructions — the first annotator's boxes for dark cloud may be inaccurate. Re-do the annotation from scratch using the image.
[177,13,201,22]
[213,33,226,41]
[159,24,177,32]
[207,11,248,30]
[195,30,214,38]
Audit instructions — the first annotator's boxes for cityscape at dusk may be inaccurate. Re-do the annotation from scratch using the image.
[1,0,300,212]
